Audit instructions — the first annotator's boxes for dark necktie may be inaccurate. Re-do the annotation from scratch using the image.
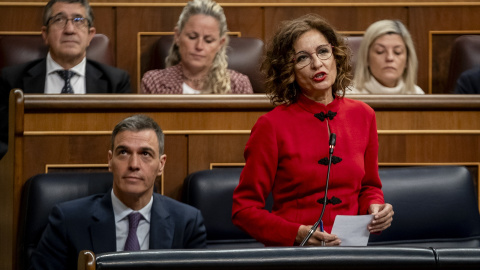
[56,70,74,94]
[124,212,142,251]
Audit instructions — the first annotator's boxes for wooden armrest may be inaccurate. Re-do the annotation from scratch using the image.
[78,250,96,270]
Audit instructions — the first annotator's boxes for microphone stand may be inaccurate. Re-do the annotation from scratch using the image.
[300,133,336,247]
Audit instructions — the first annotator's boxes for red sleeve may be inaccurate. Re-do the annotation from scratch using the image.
[232,116,300,246]
[358,112,385,214]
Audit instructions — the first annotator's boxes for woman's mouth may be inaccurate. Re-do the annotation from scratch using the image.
[313,72,326,82]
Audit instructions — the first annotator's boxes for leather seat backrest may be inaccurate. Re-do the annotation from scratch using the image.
[345,35,363,74]
[446,35,480,93]
[0,33,114,71]
[146,36,265,93]
[183,166,480,249]
[369,166,480,247]
[182,167,272,248]
[17,172,113,270]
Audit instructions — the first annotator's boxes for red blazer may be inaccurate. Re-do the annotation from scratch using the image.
[232,94,385,246]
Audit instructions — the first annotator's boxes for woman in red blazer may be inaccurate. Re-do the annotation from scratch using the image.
[232,14,394,247]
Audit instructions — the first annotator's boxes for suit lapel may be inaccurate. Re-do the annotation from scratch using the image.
[90,191,117,253]
[85,61,108,93]
[22,59,47,93]
[149,194,174,249]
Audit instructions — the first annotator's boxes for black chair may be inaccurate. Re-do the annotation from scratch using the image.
[182,167,272,248]
[182,166,480,249]
[146,36,265,93]
[446,35,480,93]
[17,172,113,270]
[345,35,363,74]
[368,166,480,247]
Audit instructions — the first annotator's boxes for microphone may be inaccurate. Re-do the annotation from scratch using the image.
[300,133,336,246]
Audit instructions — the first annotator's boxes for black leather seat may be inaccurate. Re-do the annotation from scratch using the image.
[368,166,480,247]
[17,172,113,270]
[446,35,480,93]
[345,35,363,74]
[182,167,272,248]
[182,166,480,249]
[146,36,265,93]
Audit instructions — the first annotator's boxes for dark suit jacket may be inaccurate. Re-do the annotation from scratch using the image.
[0,58,132,160]
[455,67,480,94]
[29,191,207,270]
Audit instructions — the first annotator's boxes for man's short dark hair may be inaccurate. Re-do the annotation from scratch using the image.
[43,0,94,27]
[111,114,165,155]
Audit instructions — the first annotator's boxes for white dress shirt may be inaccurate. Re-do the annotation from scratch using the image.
[111,189,153,251]
[45,52,86,94]
[182,82,201,94]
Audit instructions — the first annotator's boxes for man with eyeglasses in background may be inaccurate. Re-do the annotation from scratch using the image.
[0,0,131,160]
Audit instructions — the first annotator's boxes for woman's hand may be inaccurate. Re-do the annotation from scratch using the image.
[295,225,341,246]
[368,203,394,233]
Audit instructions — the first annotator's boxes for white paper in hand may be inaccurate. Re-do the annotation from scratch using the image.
[331,215,373,246]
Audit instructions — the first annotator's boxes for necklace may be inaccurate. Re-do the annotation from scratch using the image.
[182,74,206,89]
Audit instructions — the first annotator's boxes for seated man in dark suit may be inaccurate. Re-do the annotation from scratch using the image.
[30,114,207,270]
[455,67,480,94]
[0,0,131,160]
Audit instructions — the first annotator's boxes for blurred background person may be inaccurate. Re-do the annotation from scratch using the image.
[455,67,480,94]
[232,14,393,247]
[349,20,423,94]
[0,0,131,160]
[141,0,253,94]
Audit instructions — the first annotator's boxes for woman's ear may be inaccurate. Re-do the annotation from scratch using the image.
[173,27,180,45]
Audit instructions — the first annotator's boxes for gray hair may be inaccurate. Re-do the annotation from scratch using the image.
[353,20,418,93]
[43,0,94,27]
[166,0,231,93]
[111,115,165,155]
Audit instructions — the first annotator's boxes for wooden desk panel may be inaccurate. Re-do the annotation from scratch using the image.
[1,91,480,270]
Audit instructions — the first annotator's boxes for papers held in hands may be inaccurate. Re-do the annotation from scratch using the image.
[331,215,373,246]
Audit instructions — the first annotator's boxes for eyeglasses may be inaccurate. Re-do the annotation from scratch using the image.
[292,44,334,69]
[47,15,89,29]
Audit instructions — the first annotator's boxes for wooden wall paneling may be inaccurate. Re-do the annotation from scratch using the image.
[0,7,43,31]
[116,7,185,93]
[187,134,250,174]
[0,90,22,270]
[378,134,480,163]
[163,134,188,200]
[375,111,480,130]
[92,7,116,60]
[22,135,111,180]
[378,134,408,162]
[222,7,264,39]
[409,6,480,94]
[407,134,480,162]
[263,7,408,41]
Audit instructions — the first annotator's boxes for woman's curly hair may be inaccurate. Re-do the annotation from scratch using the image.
[262,14,352,105]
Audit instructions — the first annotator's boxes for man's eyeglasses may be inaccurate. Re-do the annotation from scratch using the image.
[47,15,89,29]
[292,44,334,69]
